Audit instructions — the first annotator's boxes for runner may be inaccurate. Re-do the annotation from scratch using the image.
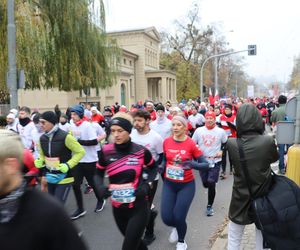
[94,112,157,250]
[69,104,105,219]
[219,104,236,178]
[192,111,227,216]
[188,105,205,136]
[161,116,209,250]
[150,104,172,140]
[17,106,37,150]
[5,113,18,132]
[0,130,87,250]
[131,110,164,245]
[34,111,85,203]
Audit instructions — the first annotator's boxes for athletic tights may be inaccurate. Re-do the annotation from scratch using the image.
[161,179,195,241]
[113,200,150,250]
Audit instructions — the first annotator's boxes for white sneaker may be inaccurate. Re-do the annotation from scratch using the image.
[176,241,188,250]
[168,227,178,243]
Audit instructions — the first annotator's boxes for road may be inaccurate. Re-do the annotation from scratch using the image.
[65,173,234,250]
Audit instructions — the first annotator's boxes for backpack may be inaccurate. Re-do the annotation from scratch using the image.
[237,139,300,249]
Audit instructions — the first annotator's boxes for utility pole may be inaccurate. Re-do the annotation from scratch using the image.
[214,46,218,96]
[200,45,257,101]
[7,0,18,109]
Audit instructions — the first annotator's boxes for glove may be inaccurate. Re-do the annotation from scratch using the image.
[58,163,70,173]
[181,161,192,170]
[134,183,150,199]
[103,187,112,199]
[34,158,44,169]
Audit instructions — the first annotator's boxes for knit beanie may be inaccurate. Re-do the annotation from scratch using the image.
[110,117,133,134]
[40,111,58,125]
[172,116,187,127]
[71,104,84,119]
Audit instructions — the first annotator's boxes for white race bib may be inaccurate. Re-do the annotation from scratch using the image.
[166,165,184,180]
[109,183,135,203]
[45,157,60,171]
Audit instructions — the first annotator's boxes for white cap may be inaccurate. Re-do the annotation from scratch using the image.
[7,113,15,119]
[10,109,18,116]
[90,106,98,112]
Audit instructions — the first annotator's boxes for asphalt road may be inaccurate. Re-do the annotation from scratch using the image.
[65,173,234,250]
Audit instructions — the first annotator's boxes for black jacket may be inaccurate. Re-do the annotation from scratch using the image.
[0,189,87,250]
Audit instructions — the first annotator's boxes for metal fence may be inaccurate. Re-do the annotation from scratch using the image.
[0,104,10,116]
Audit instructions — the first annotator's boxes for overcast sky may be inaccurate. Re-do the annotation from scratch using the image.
[105,0,300,85]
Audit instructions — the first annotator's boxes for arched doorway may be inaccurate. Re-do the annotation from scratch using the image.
[121,83,126,106]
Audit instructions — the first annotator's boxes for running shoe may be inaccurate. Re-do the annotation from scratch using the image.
[84,184,93,194]
[143,233,156,246]
[70,209,86,220]
[220,172,226,180]
[169,227,178,243]
[94,199,106,213]
[206,206,214,216]
[176,241,188,250]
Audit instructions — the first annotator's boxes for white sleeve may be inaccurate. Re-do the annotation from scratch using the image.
[155,134,164,155]
[192,129,199,144]
[221,129,228,143]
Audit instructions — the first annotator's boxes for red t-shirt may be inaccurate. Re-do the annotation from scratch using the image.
[163,136,202,183]
[220,114,237,138]
[91,113,104,123]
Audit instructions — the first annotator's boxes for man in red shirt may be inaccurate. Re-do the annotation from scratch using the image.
[146,102,157,121]
[90,106,104,124]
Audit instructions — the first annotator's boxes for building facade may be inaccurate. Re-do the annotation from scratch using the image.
[18,27,176,112]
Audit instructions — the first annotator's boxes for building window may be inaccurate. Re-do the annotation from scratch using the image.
[96,87,99,97]
[130,79,134,97]
[123,58,126,65]
[129,60,132,66]
[79,89,82,97]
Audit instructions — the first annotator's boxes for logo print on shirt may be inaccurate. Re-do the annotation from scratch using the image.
[201,134,217,147]
[126,157,139,165]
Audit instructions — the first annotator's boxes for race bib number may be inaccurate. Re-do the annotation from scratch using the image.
[166,165,184,180]
[45,157,60,171]
[109,183,135,203]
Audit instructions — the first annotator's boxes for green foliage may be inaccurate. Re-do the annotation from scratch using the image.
[0,0,119,92]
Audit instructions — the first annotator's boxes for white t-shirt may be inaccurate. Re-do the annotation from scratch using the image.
[188,113,206,128]
[91,122,106,151]
[17,122,37,150]
[71,121,97,163]
[59,122,71,133]
[192,126,227,163]
[130,129,163,161]
[150,118,172,140]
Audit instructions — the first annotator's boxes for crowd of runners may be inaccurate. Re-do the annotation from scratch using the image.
[1,94,289,250]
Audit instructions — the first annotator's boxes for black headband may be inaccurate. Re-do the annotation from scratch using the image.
[110,117,133,133]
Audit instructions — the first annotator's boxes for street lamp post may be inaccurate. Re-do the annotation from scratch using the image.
[7,0,18,109]
[200,48,253,101]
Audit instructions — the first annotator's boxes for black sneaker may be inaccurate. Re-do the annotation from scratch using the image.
[70,209,86,220]
[143,233,156,246]
[94,199,106,213]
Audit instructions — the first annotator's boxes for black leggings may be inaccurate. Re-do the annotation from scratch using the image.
[221,144,233,173]
[145,179,158,235]
[113,201,150,250]
[72,162,101,210]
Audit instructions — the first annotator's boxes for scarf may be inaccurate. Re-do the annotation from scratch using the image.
[19,117,31,127]
[0,181,26,223]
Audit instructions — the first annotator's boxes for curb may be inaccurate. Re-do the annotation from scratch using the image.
[210,223,228,250]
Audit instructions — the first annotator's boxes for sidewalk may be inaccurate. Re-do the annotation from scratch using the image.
[211,223,256,250]
[211,162,279,249]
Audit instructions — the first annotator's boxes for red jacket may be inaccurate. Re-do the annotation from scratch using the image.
[23,149,39,186]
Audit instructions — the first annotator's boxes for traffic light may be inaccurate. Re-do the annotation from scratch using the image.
[248,45,257,56]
